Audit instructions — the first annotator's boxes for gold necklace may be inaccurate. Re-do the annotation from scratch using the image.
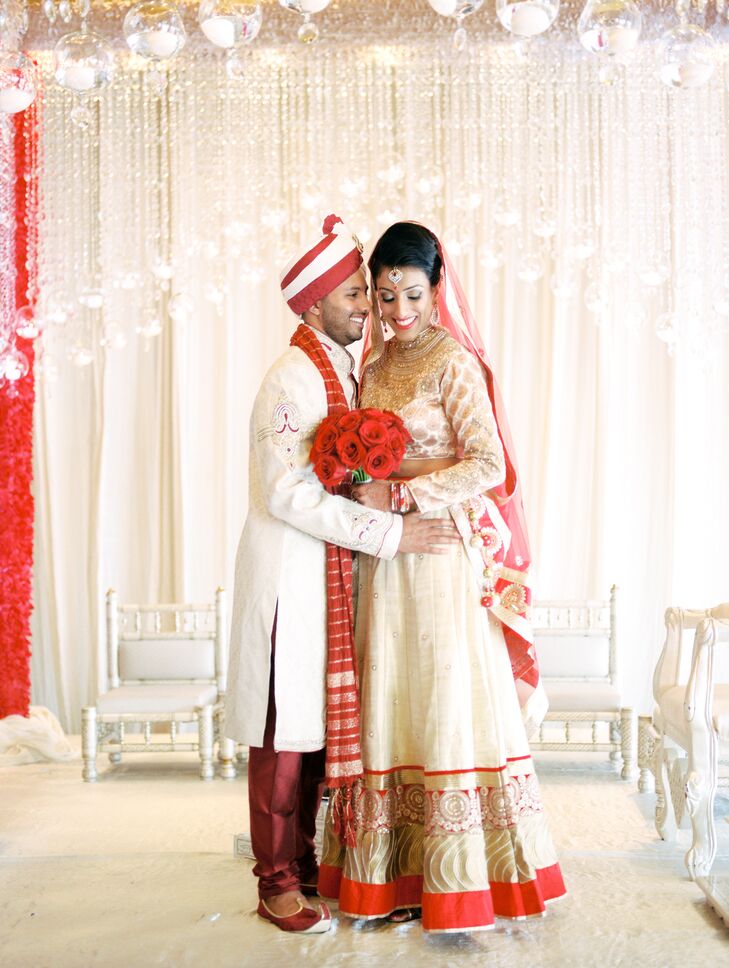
[387,325,446,365]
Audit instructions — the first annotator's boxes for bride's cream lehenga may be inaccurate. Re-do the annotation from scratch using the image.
[319,325,566,933]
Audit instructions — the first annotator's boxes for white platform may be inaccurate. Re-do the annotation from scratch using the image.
[1,744,728,967]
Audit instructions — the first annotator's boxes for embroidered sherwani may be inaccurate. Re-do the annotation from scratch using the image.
[319,326,565,932]
[225,327,402,751]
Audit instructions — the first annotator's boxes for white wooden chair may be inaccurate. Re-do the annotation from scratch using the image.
[529,586,634,778]
[648,604,729,879]
[81,589,235,782]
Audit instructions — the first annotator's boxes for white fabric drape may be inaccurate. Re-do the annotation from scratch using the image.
[28,47,729,732]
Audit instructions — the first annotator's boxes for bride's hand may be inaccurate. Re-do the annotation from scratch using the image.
[352,481,391,512]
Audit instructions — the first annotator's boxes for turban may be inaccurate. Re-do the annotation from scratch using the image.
[280,214,364,315]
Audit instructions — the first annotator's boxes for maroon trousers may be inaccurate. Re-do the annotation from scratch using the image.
[248,621,325,899]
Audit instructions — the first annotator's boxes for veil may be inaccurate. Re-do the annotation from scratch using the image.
[362,226,547,732]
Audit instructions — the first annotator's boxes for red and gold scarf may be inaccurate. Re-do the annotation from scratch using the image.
[290,323,362,847]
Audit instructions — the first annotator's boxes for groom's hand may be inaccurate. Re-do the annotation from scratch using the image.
[397,513,462,555]
[352,481,390,512]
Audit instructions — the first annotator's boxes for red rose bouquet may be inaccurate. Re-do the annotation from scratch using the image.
[310,407,412,487]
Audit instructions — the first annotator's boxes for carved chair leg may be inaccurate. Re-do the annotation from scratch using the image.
[637,716,656,794]
[609,720,621,764]
[217,725,236,781]
[82,706,98,782]
[654,733,677,842]
[620,707,635,779]
[198,706,215,781]
[685,763,718,880]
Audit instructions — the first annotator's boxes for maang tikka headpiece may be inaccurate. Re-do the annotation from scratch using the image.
[388,267,403,289]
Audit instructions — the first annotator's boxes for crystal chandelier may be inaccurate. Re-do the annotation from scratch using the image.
[1,0,729,396]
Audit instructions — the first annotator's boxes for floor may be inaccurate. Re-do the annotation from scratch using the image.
[1,747,728,968]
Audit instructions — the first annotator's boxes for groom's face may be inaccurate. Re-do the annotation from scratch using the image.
[313,269,370,347]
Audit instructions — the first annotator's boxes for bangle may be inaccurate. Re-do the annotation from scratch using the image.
[398,482,411,514]
[390,481,411,514]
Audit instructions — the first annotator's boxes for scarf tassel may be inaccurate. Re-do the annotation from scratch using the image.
[328,784,357,849]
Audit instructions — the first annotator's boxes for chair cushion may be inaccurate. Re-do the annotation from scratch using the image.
[660,684,729,740]
[544,680,621,712]
[96,684,218,715]
[118,639,215,681]
[536,635,610,678]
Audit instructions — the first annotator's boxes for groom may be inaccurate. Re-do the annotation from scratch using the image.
[225,214,459,934]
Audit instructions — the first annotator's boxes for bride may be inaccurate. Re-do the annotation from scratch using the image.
[318,221,566,933]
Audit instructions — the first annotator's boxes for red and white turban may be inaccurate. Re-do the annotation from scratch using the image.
[280,214,364,315]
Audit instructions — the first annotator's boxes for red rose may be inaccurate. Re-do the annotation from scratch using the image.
[335,430,367,470]
[387,427,408,461]
[337,410,364,432]
[363,445,397,479]
[314,454,347,487]
[359,419,389,447]
[311,417,339,457]
[362,407,385,420]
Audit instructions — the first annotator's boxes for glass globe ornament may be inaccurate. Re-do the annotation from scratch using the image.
[67,341,94,367]
[578,0,642,57]
[136,317,164,337]
[100,324,128,350]
[2,346,30,381]
[278,0,332,42]
[496,0,559,39]
[198,1,262,50]
[54,28,114,94]
[124,1,187,62]
[168,291,193,322]
[0,50,37,115]
[516,254,543,283]
[78,287,104,309]
[533,211,557,238]
[659,23,716,90]
[584,283,609,314]
[14,305,44,340]
[655,312,678,346]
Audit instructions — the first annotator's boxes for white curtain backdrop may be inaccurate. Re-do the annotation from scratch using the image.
[27,40,729,732]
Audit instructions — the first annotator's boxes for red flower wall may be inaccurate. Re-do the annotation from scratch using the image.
[0,103,39,719]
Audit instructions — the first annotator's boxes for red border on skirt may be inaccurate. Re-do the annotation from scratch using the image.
[319,862,566,930]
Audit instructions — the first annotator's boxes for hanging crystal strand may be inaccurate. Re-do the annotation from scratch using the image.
[452,11,468,54]
[58,0,73,24]
[146,53,165,340]
[19,0,29,36]
[158,62,171,296]
[42,0,57,26]
[97,52,111,349]
[518,51,542,285]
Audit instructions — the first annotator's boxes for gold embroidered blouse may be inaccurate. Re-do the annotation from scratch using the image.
[360,326,506,512]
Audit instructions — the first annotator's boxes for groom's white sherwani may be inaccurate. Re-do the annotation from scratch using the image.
[225,328,402,751]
